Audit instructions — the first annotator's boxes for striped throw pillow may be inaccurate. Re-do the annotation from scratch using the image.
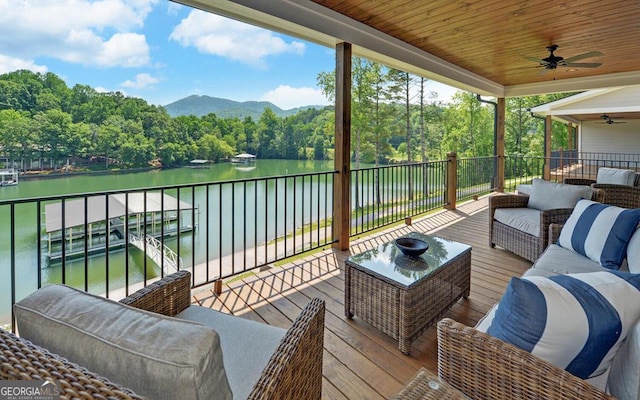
[558,199,640,269]
[478,271,640,379]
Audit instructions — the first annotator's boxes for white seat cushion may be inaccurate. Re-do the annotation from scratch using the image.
[494,207,541,237]
[597,167,636,186]
[177,305,286,400]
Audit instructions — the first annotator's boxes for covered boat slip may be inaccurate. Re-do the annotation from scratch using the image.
[44,192,194,262]
[0,169,18,186]
[231,153,256,164]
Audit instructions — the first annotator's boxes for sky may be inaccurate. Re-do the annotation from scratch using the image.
[0,0,460,110]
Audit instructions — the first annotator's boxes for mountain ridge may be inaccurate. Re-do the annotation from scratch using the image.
[163,94,324,119]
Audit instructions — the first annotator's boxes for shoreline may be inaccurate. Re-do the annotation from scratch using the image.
[19,166,162,181]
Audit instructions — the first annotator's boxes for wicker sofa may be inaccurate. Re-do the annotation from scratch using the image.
[489,180,604,262]
[2,271,325,400]
[440,203,640,400]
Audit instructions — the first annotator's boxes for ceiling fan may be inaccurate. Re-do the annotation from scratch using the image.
[526,45,603,74]
[597,114,625,125]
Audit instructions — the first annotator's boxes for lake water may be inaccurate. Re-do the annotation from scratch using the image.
[0,159,336,325]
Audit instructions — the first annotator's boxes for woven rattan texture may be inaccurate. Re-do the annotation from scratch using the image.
[592,183,640,208]
[345,244,471,354]
[2,271,324,400]
[489,189,604,262]
[437,318,615,400]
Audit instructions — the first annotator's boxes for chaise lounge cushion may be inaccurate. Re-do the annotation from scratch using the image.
[558,199,640,269]
[597,167,637,186]
[476,271,640,379]
[14,284,232,400]
[527,178,593,210]
[176,305,286,400]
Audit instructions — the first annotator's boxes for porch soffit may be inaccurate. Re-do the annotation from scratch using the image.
[173,0,640,98]
[530,85,640,122]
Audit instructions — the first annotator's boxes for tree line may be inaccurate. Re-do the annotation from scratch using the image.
[0,67,573,171]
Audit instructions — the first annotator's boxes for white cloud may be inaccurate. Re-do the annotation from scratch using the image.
[261,85,330,110]
[170,10,305,68]
[121,73,160,89]
[0,55,47,74]
[0,0,156,68]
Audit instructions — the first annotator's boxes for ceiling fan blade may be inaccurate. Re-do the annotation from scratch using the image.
[525,56,546,64]
[563,62,602,68]
[563,51,603,63]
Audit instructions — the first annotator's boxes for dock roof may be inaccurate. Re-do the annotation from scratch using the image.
[44,192,193,233]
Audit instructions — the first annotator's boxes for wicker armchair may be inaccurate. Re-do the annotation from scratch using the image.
[121,271,326,400]
[489,188,604,262]
[1,271,326,400]
[592,183,640,208]
[437,318,615,400]
[564,178,640,209]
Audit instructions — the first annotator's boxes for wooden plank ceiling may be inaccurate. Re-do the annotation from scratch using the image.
[310,0,640,88]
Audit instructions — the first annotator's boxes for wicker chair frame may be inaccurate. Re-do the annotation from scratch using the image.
[122,271,326,400]
[489,189,604,262]
[564,177,640,209]
[437,318,615,400]
[592,183,640,209]
[2,271,325,400]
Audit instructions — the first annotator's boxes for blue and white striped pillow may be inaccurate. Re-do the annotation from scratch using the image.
[558,199,640,269]
[477,271,640,379]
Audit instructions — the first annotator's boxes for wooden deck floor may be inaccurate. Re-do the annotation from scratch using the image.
[191,194,533,400]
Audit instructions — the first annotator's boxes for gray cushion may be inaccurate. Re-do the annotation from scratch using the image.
[607,320,640,400]
[597,167,636,186]
[14,285,232,400]
[527,178,593,211]
[494,207,542,237]
[177,305,286,400]
[516,184,532,196]
[530,244,606,275]
[627,228,640,273]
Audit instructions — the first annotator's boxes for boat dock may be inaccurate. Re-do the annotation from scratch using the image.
[44,192,195,266]
[0,169,18,186]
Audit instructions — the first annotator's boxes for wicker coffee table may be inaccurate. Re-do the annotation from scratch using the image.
[345,232,471,354]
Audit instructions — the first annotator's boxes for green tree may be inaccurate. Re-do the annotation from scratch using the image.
[119,133,154,167]
[95,116,125,168]
[197,133,234,162]
[387,68,414,161]
[256,108,281,158]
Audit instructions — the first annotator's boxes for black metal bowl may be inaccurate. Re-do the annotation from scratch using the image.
[395,237,429,257]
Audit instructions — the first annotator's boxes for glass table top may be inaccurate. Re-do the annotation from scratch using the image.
[346,232,471,287]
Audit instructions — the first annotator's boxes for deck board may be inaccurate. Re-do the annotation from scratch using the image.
[191,194,532,399]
